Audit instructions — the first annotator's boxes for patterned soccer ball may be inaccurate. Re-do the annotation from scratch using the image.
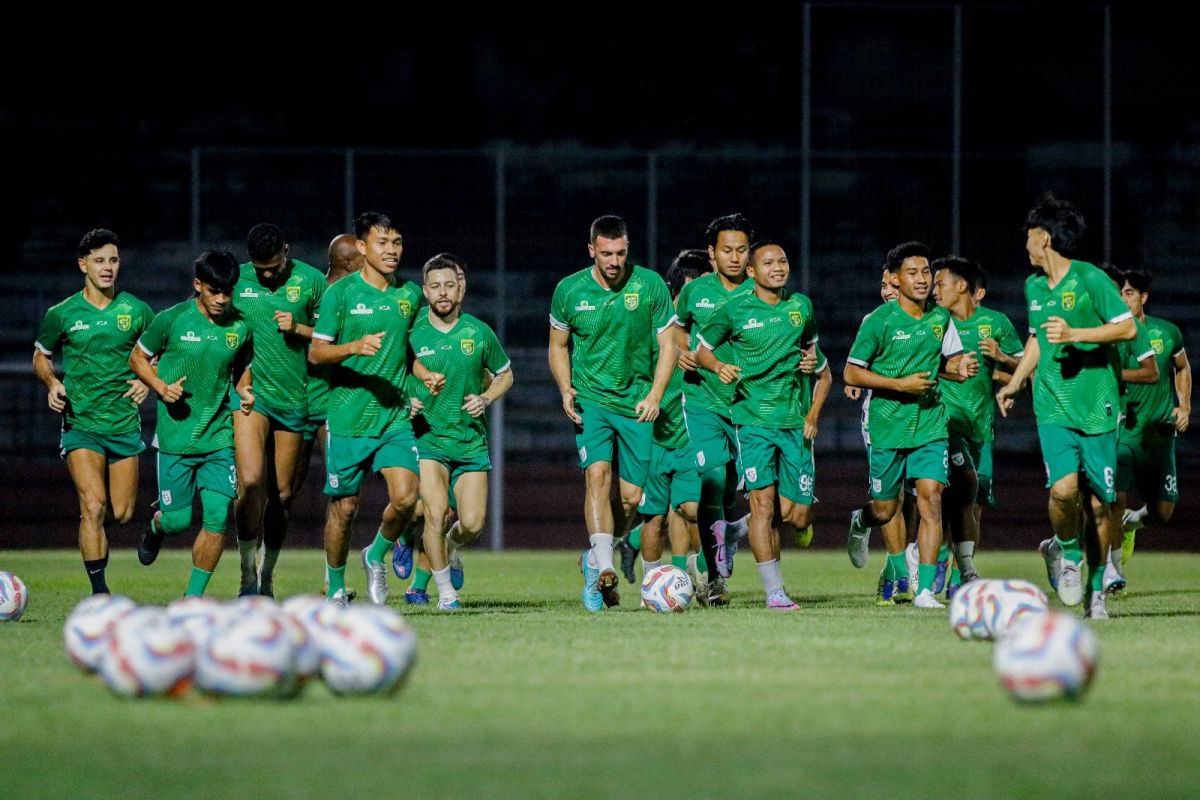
[948,580,991,639]
[99,608,195,698]
[980,580,1050,640]
[64,594,137,671]
[165,596,232,651]
[0,571,29,621]
[196,609,296,698]
[640,565,694,613]
[993,611,1099,702]
[320,606,418,696]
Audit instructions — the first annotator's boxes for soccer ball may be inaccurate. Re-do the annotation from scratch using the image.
[196,609,296,698]
[99,608,195,698]
[980,580,1049,640]
[276,612,320,697]
[948,579,991,639]
[993,612,1099,702]
[640,565,694,613]
[64,594,137,671]
[320,606,418,696]
[165,596,231,651]
[0,571,29,621]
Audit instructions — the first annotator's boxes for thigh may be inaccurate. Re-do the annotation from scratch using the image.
[868,446,907,501]
[1038,424,1082,489]
[735,425,780,491]
[684,406,733,472]
[372,425,421,476]
[1077,430,1117,503]
[324,434,372,497]
[777,428,815,505]
[451,471,489,528]
[196,447,239,500]
[418,458,452,516]
[271,427,304,495]
[612,410,652,488]
[65,448,109,501]
[905,439,949,485]
[639,444,672,517]
[157,451,199,512]
[106,454,140,510]
[575,402,615,470]
[234,408,270,480]
[668,449,702,512]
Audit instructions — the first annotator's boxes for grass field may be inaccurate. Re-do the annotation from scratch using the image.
[1,548,1198,799]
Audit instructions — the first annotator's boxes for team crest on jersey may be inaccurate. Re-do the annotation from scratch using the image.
[624,293,639,311]
[226,332,239,349]
[789,311,803,327]
[1061,292,1075,311]
[932,324,944,340]
[161,490,172,506]
[745,467,757,483]
[286,285,301,303]
[1152,339,1164,354]
[460,339,475,355]
[977,324,991,339]
[398,300,412,318]
[116,314,132,331]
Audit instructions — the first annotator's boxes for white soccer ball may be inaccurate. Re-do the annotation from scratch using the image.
[64,594,137,671]
[993,612,1099,702]
[276,612,320,697]
[320,606,417,696]
[196,609,296,698]
[281,594,330,675]
[165,596,231,651]
[640,565,694,613]
[99,608,195,698]
[980,579,1050,640]
[0,571,29,621]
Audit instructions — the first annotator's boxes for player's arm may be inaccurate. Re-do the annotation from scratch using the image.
[1122,352,1159,385]
[129,345,186,403]
[32,348,68,413]
[674,323,697,371]
[1172,349,1191,432]
[843,363,933,395]
[635,326,677,423]
[804,362,832,441]
[938,320,978,382]
[309,331,385,365]
[547,326,581,425]
[232,341,255,414]
[274,311,313,341]
[1041,315,1135,345]
[995,335,1040,416]
[411,357,444,396]
[464,368,514,419]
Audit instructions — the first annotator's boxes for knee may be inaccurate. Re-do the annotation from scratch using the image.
[159,508,193,536]
[789,504,812,529]
[78,493,107,524]
[585,462,612,490]
[620,486,643,513]
[458,510,485,539]
[1153,502,1175,525]
[330,496,359,523]
[870,500,898,523]
[1049,476,1078,505]
[275,484,294,508]
[239,468,265,494]
[749,491,775,517]
[110,504,135,526]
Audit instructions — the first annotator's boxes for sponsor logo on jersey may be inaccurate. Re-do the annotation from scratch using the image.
[398,300,412,318]
[69,320,89,332]
[932,324,944,340]
[416,346,436,358]
[1151,339,1164,354]
[1061,292,1075,311]
[286,285,301,303]
[350,303,374,315]
[977,324,992,339]
[1030,301,1042,312]
[624,293,639,311]
[789,311,803,327]
[239,288,259,298]
[575,301,596,312]
[745,467,757,483]
[892,330,911,341]
[180,330,202,342]
[742,318,765,330]
[117,314,132,331]
[226,332,239,349]
[460,339,475,355]
[696,298,716,309]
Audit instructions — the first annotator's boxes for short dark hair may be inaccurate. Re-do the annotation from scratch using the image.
[355,212,400,241]
[246,223,286,263]
[665,249,712,298]
[705,213,756,249]
[423,253,465,280]
[590,215,628,242]
[1123,268,1152,295]
[932,255,980,294]
[749,240,785,265]
[194,250,240,292]
[79,228,119,258]
[1098,262,1125,288]
[1025,192,1086,256]
[975,264,989,292]
[885,241,932,273]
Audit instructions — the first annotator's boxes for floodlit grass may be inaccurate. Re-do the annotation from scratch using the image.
[1,549,1198,799]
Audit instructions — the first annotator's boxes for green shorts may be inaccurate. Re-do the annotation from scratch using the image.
[1037,424,1117,503]
[325,426,420,497]
[303,413,327,442]
[684,404,737,474]
[156,447,238,510]
[736,425,815,505]
[231,392,308,433]
[418,442,492,488]
[869,440,948,500]
[575,401,652,487]
[60,427,145,464]
[1117,427,1178,503]
[639,443,702,516]
[948,433,981,475]
[976,440,996,507]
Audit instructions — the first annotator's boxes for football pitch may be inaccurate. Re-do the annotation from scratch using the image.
[1,549,1198,799]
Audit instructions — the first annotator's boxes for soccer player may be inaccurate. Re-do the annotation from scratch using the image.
[33,229,153,594]
[933,256,1024,590]
[309,212,441,606]
[548,215,676,611]
[696,241,831,610]
[673,213,756,604]
[407,254,513,610]
[231,224,327,597]
[1111,269,1188,582]
[845,241,978,609]
[996,193,1137,619]
[130,251,254,598]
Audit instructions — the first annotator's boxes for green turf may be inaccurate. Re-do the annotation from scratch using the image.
[1,548,1198,799]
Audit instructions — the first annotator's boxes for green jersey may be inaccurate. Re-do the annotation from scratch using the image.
[549,265,675,418]
[312,272,423,438]
[409,309,510,457]
[651,341,688,449]
[137,300,252,455]
[674,272,753,415]
[306,361,333,421]
[1116,317,1155,415]
[1124,314,1183,437]
[35,290,154,436]
[942,305,1024,442]
[1025,260,1131,434]
[847,301,961,449]
[699,290,821,429]
[233,259,325,413]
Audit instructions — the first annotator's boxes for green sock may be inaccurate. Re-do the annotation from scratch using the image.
[367,529,392,564]
[185,567,213,597]
[949,567,961,585]
[918,563,936,593]
[1089,564,1105,594]
[670,554,688,570]
[885,552,906,581]
[412,568,432,592]
[326,564,346,597]
[696,550,709,575]
[937,544,950,563]
[1054,535,1083,563]
[400,522,419,546]
[628,524,642,551]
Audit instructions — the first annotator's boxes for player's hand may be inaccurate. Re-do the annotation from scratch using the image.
[409,397,424,419]
[843,385,862,401]
[895,372,935,395]
[803,415,819,441]
[1174,406,1190,433]
[957,351,980,378]
[978,337,1001,360]
[1041,316,1075,344]
[635,395,660,423]
[123,379,149,405]
[274,310,296,333]
[353,332,386,356]
[462,393,490,418]
[422,371,445,396]
[47,381,67,412]
[799,348,818,374]
[677,349,699,372]
[716,362,741,384]
[995,381,1020,417]
[161,376,187,403]
[561,387,582,425]
[237,385,255,415]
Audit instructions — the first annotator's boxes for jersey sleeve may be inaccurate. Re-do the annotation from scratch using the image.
[1168,321,1185,357]
[648,274,676,334]
[801,296,819,348]
[1133,322,1155,363]
[674,281,693,329]
[697,303,733,351]
[309,272,327,321]
[1090,269,1133,325]
[996,313,1025,357]
[137,308,173,357]
[549,279,572,331]
[813,343,829,374]
[312,283,343,343]
[942,318,964,358]
[482,324,511,375]
[846,311,882,367]
[33,306,63,356]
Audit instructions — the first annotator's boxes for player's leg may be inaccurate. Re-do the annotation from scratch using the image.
[322,433,373,600]
[852,445,904,602]
[607,409,652,607]
[576,402,620,610]
[184,449,238,597]
[444,457,491,592]
[354,426,422,604]
[233,409,270,595]
[65,448,113,594]
[640,513,667,577]
[418,458,457,608]
[257,426,303,597]
[912,477,947,609]
[686,406,733,593]
[637,444,670,578]
[738,426,796,610]
[945,436,980,588]
[673,504,702,594]
[1037,425,1086,605]
[1079,430,1119,617]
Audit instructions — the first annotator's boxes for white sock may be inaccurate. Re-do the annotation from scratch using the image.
[772,560,786,593]
[238,539,258,583]
[641,559,661,578]
[589,533,614,571]
[1128,505,1149,524]
[446,520,465,548]
[727,514,750,542]
[1109,545,1123,573]
[757,558,783,595]
[686,553,698,572]
[259,546,281,580]
[432,567,458,602]
[953,541,975,575]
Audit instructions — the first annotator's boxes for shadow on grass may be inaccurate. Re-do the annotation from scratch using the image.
[1110,609,1200,618]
